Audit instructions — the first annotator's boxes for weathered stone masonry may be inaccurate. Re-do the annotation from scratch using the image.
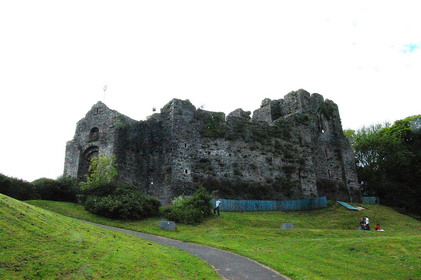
[64,89,361,203]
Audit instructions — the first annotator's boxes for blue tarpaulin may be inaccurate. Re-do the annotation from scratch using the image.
[337,201,359,211]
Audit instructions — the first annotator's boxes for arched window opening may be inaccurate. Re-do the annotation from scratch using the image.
[89,127,100,142]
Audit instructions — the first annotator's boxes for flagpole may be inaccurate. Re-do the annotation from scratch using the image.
[103,85,107,102]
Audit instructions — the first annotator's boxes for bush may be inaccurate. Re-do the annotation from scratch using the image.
[85,191,160,220]
[80,155,118,193]
[32,176,80,202]
[0,173,35,200]
[162,205,204,224]
[79,182,118,203]
[171,195,188,207]
[80,154,161,220]
[0,173,80,202]
[162,187,212,224]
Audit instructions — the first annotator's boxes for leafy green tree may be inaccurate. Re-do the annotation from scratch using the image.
[343,129,356,146]
[80,154,118,194]
[346,116,421,216]
[80,154,160,219]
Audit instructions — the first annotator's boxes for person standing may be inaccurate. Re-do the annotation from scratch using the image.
[214,198,221,216]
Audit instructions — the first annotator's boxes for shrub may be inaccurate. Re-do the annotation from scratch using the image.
[199,112,226,139]
[85,191,160,220]
[0,173,35,200]
[162,187,212,224]
[32,176,80,202]
[80,154,118,193]
[171,195,188,207]
[80,154,160,220]
[79,182,118,202]
[162,205,204,224]
[0,173,80,202]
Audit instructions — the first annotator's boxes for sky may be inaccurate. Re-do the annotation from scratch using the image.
[0,0,420,181]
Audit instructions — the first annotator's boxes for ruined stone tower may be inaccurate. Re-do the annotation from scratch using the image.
[64,89,361,203]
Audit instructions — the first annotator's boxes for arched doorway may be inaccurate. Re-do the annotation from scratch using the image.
[77,146,99,180]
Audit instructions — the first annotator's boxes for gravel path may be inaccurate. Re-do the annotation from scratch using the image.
[80,220,289,280]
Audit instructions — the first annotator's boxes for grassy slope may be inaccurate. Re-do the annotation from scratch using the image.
[29,200,421,280]
[0,194,220,280]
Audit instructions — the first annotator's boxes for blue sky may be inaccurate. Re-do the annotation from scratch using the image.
[0,0,420,181]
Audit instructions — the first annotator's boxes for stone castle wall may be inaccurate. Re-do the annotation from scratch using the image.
[64,89,361,203]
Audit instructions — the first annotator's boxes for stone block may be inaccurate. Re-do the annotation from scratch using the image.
[281,223,294,230]
[160,221,177,231]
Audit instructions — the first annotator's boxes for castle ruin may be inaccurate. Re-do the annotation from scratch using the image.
[64,89,361,203]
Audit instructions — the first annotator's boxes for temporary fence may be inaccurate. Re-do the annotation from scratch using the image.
[211,197,327,212]
[362,197,379,204]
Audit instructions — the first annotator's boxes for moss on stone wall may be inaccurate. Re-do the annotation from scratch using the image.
[195,111,226,139]
[197,176,299,200]
[319,102,335,120]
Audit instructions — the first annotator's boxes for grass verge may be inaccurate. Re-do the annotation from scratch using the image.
[28,200,421,280]
[0,194,220,280]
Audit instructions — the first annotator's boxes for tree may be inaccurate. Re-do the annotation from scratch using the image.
[80,154,118,196]
[346,116,421,216]
[80,154,160,220]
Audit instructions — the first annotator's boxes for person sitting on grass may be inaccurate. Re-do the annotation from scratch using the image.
[364,216,370,230]
[359,218,365,230]
[374,224,385,232]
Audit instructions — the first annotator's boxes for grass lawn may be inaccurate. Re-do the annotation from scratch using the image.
[28,199,421,280]
[0,194,220,280]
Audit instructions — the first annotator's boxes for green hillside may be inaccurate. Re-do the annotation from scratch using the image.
[29,200,421,280]
[0,194,220,280]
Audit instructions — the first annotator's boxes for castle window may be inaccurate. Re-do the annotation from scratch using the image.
[184,143,187,148]
[184,169,189,174]
[89,127,100,142]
